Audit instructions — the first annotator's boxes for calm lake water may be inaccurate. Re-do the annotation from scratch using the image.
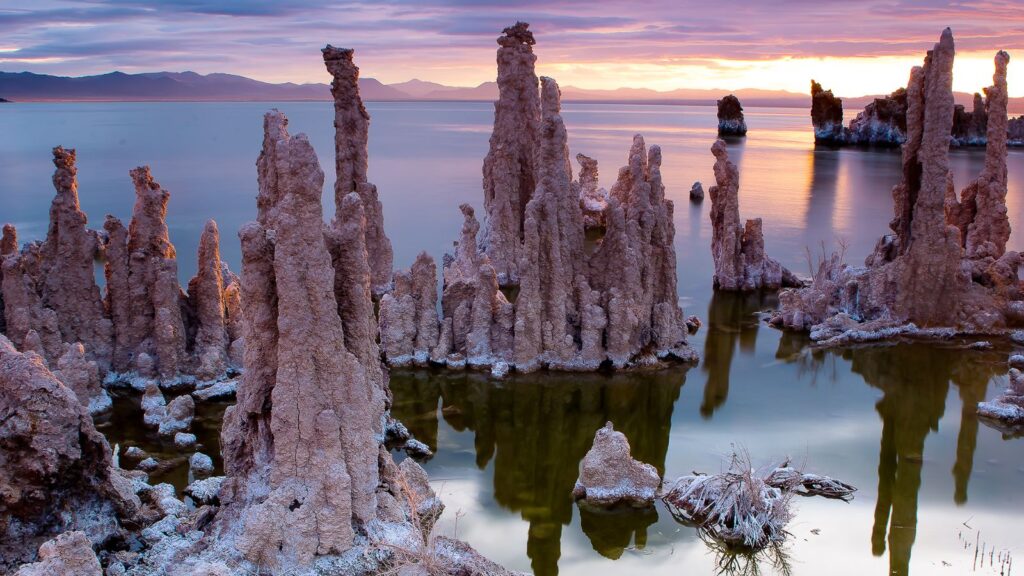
[2,101,1023,575]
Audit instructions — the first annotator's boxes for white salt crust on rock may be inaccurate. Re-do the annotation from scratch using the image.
[573,422,661,508]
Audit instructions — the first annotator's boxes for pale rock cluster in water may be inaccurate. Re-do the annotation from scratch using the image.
[716,94,748,136]
[709,140,800,291]
[0,147,242,401]
[572,422,661,508]
[774,31,1024,343]
[382,22,697,373]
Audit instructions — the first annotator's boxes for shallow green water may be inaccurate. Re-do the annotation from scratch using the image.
[386,291,1023,576]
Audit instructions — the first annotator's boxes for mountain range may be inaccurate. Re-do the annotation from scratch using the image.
[1,70,1019,112]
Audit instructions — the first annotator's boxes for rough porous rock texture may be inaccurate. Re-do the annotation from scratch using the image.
[52,342,111,414]
[394,26,696,373]
[216,111,383,568]
[187,220,230,379]
[323,45,393,295]
[480,22,541,285]
[38,147,112,368]
[13,531,102,576]
[575,153,608,229]
[380,252,439,366]
[847,88,909,146]
[709,140,800,291]
[773,31,1024,342]
[716,94,748,136]
[170,110,512,576]
[1,148,110,367]
[572,422,661,507]
[0,336,136,572]
[0,224,16,334]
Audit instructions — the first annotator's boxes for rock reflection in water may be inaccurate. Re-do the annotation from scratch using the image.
[389,368,688,575]
[844,343,1002,576]
[701,291,777,418]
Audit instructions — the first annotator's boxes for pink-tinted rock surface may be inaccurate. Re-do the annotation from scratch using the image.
[187,220,229,380]
[1,149,111,368]
[0,224,15,335]
[388,26,696,373]
[572,422,661,507]
[13,531,102,576]
[37,147,112,369]
[323,45,394,294]
[575,153,608,230]
[0,336,136,571]
[380,252,439,366]
[197,110,511,575]
[709,139,800,291]
[481,22,541,285]
[217,111,383,568]
[773,31,1023,341]
[52,342,110,414]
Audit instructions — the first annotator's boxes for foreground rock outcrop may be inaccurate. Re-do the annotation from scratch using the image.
[716,94,747,136]
[709,140,800,291]
[13,531,102,576]
[572,422,661,508]
[114,110,514,575]
[774,31,1023,343]
[323,45,394,295]
[0,336,137,572]
[381,23,697,373]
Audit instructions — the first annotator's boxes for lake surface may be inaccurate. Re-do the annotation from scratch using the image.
[2,101,1023,575]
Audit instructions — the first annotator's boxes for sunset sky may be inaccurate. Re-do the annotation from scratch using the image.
[3,0,1024,97]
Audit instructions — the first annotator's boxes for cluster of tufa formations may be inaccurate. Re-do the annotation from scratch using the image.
[773,30,1023,345]
[708,140,800,291]
[811,71,1024,147]
[380,22,697,375]
[0,40,518,576]
[1,147,242,406]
